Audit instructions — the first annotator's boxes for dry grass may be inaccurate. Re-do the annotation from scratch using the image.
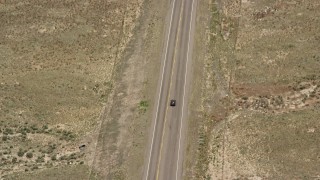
[5,165,101,180]
[234,0,320,85]
[190,0,320,179]
[0,0,143,177]
[209,107,320,179]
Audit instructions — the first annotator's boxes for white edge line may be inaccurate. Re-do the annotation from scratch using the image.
[145,0,177,179]
[175,0,195,179]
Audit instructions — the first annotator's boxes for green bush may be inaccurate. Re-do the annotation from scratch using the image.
[139,100,149,113]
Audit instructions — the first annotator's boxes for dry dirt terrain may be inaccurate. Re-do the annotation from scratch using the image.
[0,0,164,179]
[88,0,171,179]
[2,0,319,179]
[186,0,320,179]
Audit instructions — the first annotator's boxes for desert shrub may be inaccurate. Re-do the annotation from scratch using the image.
[42,125,48,130]
[47,144,56,153]
[3,150,11,155]
[17,149,25,157]
[242,96,248,100]
[69,153,77,160]
[26,152,33,159]
[12,157,17,163]
[4,128,13,135]
[59,131,75,141]
[36,156,44,163]
[20,134,27,141]
[51,154,57,161]
[60,155,66,160]
[30,125,38,131]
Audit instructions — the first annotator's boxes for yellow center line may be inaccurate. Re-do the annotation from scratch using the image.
[155,0,185,179]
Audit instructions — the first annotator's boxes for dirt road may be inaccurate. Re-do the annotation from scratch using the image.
[143,0,197,179]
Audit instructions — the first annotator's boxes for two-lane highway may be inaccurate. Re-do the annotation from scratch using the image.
[144,0,197,179]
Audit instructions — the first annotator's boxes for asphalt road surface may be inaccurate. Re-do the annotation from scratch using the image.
[143,0,197,179]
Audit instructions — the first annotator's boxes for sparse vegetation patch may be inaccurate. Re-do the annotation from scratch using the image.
[0,0,143,177]
[138,100,149,113]
[200,0,320,179]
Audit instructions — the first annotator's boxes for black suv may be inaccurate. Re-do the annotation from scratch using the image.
[170,100,176,106]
